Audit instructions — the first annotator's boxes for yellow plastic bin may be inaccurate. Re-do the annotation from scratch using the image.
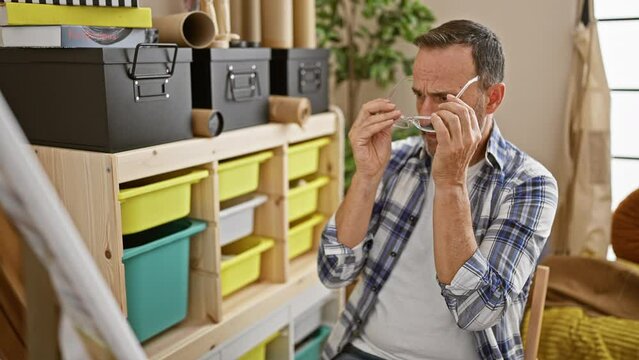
[238,332,280,360]
[118,169,209,235]
[221,235,275,297]
[288,137,330,181]
[218,151,273,201]
[288,176,330,223]
[288,214,325,259]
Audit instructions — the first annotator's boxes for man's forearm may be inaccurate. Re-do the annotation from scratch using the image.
[335,172,380,249]
[433,184,478,284]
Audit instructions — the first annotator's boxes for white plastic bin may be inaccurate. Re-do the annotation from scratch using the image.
[219,194,268,246]
[294,303,323,344]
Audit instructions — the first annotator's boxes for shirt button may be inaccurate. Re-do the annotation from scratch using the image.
[364,240,373,250]
[390,251,397,257]
[371,285,378,292]
[409,215,417,225]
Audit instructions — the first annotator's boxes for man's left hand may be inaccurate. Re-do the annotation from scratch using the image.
[430,94,482,187]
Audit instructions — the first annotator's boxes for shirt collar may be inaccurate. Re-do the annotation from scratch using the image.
[485,121,506,171]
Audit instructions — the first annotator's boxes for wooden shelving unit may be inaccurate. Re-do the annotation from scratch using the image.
[33,111,344,359]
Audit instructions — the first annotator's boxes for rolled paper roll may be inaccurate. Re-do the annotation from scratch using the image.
[261,0,293,48]
[152,11,216,49]
[192,108,225,137]
[242,0,261,43]
[293,0,316,48]
[269,96,311,126]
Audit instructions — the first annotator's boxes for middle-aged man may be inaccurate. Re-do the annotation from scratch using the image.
[318,19,559,360]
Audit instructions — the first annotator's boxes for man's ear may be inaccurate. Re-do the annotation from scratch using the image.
[485,82,505,115]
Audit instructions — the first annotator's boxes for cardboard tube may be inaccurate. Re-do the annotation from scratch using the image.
[269,96,311,126]
[192,109,224,137]
[230,0,243,35]
[242,0,261,43]
[199,0,220,35]
[214,0,231,35]
[294,0,316,48]
[153,11,216,49]
[261,0,293,48]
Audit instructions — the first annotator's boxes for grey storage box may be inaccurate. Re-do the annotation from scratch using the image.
[294,302,324,344]
[219,194,268,246]
[270,49,330,114]
[0,44,193,153]
[191,48,271,132]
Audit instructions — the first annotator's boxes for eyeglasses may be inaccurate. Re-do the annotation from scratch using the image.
[387,75,480,133]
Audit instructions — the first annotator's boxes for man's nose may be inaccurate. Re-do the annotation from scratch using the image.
[419,97,437,116]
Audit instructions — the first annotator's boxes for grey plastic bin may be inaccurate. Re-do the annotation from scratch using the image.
[294,303,324,344]
[219,194,268,246]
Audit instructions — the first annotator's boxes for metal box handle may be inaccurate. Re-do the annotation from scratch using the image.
[299,62,322,94]
[227,65,261,102]
[128,43,178,81]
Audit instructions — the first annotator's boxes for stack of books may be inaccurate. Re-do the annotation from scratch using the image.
[0,0,152,47]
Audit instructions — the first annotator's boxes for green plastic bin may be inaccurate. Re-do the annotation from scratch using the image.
[122,218,206,342]
[294,326,332,360]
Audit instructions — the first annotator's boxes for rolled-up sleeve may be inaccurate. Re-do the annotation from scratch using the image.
[317,214,370,289]
[439,174,559,331]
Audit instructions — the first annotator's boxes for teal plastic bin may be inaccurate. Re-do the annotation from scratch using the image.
[122,218,206,342]
[295,326,332,360]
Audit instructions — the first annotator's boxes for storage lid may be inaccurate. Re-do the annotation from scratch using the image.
[0,47,192,64]
[192,47,271,62]
[271,48,330,61]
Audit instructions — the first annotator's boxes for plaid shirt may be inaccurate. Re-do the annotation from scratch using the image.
[318,124,558,359]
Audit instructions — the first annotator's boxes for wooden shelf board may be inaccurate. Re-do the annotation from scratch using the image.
[221,282,282,317]
[286,112,337,144]
[289,252,319,280]
[115,138,215,183]
[143,319,215,360]
[114,112,338,182]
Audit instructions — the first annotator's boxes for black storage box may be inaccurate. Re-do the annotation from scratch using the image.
[0,45,193,153]
[270,48,330,114]
[191,48,271,132]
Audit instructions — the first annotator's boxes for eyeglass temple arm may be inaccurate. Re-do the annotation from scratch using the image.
[386,76,411,100]
[455,75,480,99]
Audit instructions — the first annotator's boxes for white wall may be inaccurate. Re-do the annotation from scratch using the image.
[333,0,579,176]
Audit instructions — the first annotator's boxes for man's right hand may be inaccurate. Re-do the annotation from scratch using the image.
[348,99,401,181]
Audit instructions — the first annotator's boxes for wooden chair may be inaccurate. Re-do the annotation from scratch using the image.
[524,265,550,360]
